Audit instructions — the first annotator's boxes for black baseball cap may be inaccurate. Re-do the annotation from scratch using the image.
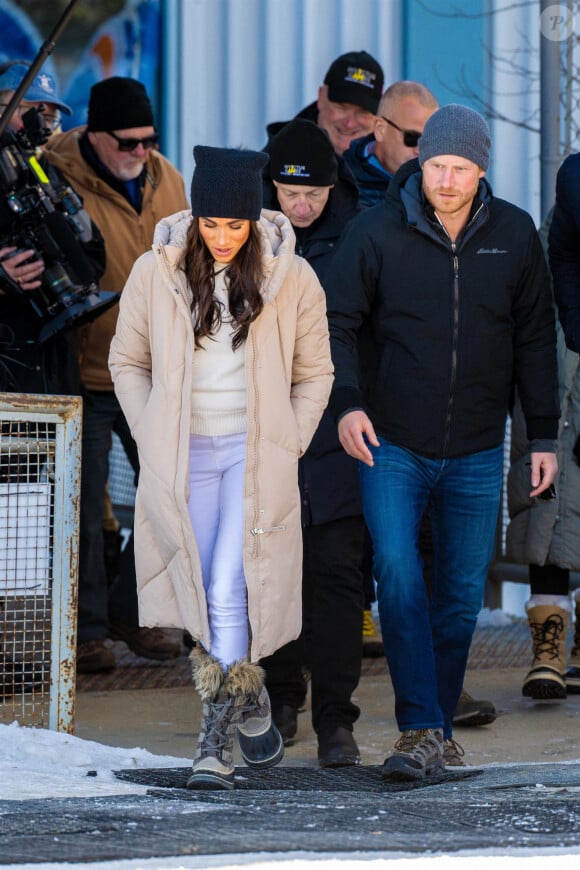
[324,50,384,114]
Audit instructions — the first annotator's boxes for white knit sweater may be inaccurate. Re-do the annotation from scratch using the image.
[190,266,247,436]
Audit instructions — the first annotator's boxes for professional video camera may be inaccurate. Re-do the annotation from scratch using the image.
[0,105,116,343]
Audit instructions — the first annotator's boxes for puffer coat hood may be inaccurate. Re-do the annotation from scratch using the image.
[109,208,333,660]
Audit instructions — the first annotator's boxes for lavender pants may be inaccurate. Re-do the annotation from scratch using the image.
[187,432,248,669]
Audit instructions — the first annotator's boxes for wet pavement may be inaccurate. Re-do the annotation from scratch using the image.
[1,762,579,864]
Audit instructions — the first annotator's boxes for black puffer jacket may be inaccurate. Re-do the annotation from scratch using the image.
[325,159,559,459]
[263,154,362,525]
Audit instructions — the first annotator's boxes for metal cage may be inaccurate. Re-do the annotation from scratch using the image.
[0,393,81,732]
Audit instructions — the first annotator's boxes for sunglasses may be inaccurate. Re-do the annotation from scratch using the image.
[381,116,421,148]
[106,130,160,152]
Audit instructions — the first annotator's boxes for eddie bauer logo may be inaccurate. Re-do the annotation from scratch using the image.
[476,247,508,254]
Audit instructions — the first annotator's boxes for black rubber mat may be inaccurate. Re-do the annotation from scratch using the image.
[1,763,580,864]
[114,763,482,793]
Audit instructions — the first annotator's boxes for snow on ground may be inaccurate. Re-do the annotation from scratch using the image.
[476,607,515,627]
[0,721,190,800]
[4,848,580,870]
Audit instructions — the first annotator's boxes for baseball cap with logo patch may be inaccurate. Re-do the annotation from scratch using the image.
[0,62,72,114]
[323,50,384,114]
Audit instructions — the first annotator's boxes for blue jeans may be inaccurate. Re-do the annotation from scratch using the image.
[359,439,503,738]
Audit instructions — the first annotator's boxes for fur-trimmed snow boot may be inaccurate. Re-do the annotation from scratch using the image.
[187,647,243,791]
[522,601,569,700]
[229,660,284,769]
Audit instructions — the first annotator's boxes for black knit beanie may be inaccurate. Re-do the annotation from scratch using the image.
[418,104,491,171]
[268,120,338,186]
[87,77,154,131]
[191,146,269,221]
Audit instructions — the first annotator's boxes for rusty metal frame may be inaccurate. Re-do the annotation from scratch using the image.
[0,393,81,732]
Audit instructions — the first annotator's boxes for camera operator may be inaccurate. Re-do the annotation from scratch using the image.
[0,62,105,394]
[0,63,107,698]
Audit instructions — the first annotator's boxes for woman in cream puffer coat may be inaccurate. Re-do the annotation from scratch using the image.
[109,146,333,790]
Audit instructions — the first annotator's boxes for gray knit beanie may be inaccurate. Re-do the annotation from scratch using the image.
[418,104,491,171]
[191,146,269,221]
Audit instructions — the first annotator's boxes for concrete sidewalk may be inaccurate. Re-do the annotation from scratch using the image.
[74,665,580,768]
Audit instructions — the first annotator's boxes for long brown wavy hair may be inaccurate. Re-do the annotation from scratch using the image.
[181,218,264,351]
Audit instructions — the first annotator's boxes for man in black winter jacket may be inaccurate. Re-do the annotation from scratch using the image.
[260,119,365,768]
[325,104,559,782]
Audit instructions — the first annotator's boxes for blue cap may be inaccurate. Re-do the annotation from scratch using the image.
[0,63,72,115]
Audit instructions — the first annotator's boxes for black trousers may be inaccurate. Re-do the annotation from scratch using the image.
[77,389,140,643]
[261,514,365,735]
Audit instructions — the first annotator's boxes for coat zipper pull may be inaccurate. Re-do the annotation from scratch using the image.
[250,524,286,536]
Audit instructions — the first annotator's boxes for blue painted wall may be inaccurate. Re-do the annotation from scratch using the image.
[403,0,489,112]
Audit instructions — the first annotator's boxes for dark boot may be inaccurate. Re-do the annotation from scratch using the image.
[317,725,360,768]
[187,648,242,790]
[272,704,299,746]
[232,660,284,769]
[452,689,496,727]
[76,639,116,674]
[1,648,44,696]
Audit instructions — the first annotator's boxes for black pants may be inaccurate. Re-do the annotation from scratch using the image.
[529,563,570,596]
[77,389,140,643]
[261,515,365,735]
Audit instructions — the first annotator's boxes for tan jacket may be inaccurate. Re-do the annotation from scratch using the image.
[109,209,333,660]
[44,128,189,390]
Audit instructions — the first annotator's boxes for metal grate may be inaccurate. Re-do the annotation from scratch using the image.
[108,432,136,527]
[0,394,81,732]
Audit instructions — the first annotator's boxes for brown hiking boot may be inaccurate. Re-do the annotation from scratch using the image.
[443,737,466,767]
[522,604,568,700]
[76,639,116,674]
[566,593,580,694]
[382,728,444,782]
[109,623,181,660]
[452,689,496,727]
